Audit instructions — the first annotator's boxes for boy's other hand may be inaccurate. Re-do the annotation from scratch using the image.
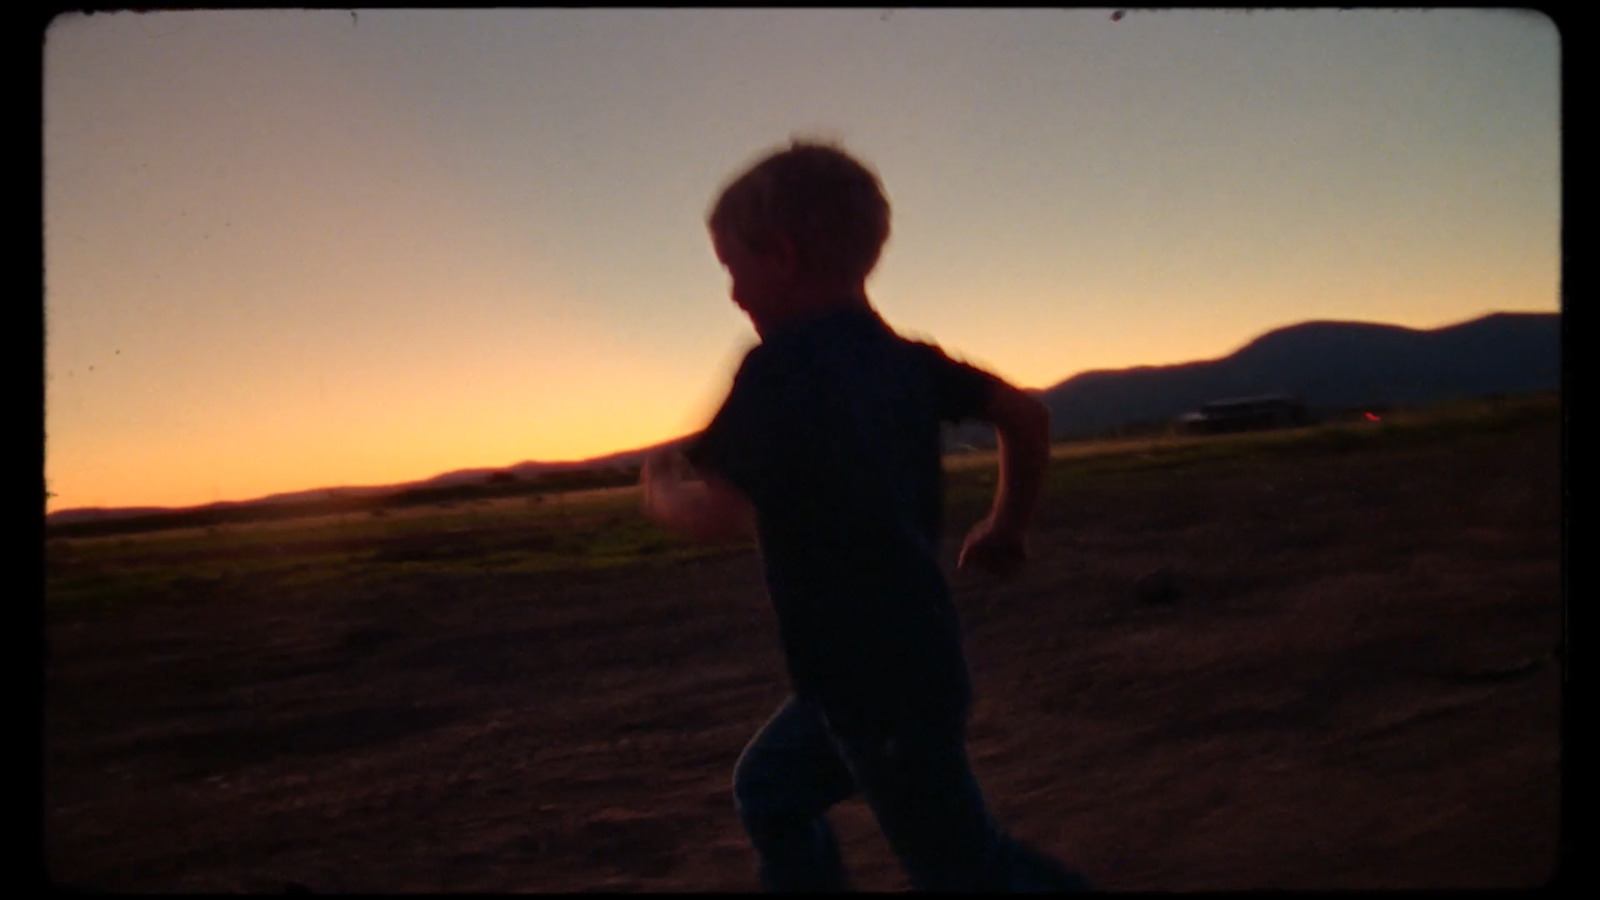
[958,516,1028,577]
[639,447,756,543]
[641,447,689,486]
[640,448,689,519]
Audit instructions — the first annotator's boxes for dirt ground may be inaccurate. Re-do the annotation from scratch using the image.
[43,417,1563,892]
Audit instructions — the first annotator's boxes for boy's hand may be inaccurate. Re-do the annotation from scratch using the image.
[639,447,756,543]
[958,515,1029,577]
[961,380,1049,579]
[641,447,689,486]
[640,448,690,521]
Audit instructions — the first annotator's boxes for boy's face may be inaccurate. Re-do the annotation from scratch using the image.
[711,228,795,330]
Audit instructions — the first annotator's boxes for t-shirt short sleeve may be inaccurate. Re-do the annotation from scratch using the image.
[683,347,785,501]
[919,342,1000,424]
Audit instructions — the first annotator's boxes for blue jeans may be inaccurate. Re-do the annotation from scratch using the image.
[733,695,1091,892]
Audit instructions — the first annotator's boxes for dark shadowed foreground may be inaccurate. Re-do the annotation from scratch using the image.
[44,408,1562,891]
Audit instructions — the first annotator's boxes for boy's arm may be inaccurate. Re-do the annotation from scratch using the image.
[640,448,756,544]
[958,380,1051,575]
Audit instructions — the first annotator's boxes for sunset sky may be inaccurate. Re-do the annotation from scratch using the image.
[43,8,1560,514]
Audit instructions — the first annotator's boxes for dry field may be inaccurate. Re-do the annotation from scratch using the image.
[44,398,1563,891]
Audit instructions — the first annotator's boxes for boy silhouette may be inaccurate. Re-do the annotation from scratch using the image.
[641,140,1090,892]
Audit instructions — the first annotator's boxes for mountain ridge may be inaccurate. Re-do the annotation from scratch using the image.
[1017,310,1558,442]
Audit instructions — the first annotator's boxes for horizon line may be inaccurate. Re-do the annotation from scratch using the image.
[45,308,1558,519]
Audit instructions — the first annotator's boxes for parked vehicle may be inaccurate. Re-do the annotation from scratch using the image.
[1176,394,1312,435]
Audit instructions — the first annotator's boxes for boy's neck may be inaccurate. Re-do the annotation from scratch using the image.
[754,283,872,339]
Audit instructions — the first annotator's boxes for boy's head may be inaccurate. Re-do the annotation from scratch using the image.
[707,140,891,321]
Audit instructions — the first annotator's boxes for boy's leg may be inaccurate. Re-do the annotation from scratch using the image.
[834,725,1091,892]
[833,726,1005,890]
[733,696,858,891]
[1004,841,1095,893]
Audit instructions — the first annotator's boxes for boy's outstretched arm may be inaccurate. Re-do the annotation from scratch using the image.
[958,380,1051,576]
[640,448,756,544]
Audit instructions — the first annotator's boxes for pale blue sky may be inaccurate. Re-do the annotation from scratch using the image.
[44,8,1560,512]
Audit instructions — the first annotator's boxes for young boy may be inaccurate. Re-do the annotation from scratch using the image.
[640,140,1090,892]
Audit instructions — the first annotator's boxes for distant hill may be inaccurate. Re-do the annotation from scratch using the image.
[44,437,694,532]
[402,436,690,493]
[47,311,1558,528]
[45,506,175,527]
[948,311,1558,445]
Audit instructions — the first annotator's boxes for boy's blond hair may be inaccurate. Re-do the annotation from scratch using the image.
[708,139,892,283]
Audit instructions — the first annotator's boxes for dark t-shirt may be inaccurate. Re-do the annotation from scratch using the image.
[685,304,1000,736]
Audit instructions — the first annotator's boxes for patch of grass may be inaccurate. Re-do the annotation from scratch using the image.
[47,568,175,611]
[45,483,750,611]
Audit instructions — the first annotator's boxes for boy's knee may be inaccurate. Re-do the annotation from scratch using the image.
[732,755,797,830]
[733,781,805,842]
[733,749,842,829]
[731,751,768,821]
